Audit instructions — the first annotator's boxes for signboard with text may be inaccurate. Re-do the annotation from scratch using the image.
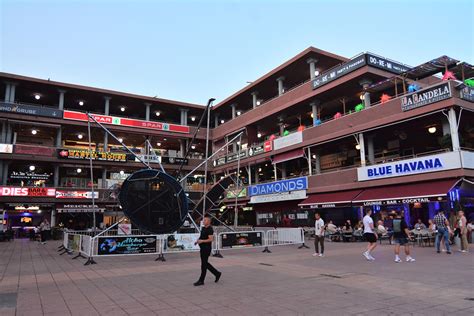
[97,236,157,255]
[10,171,51,181]
[0,187,55,197]
[312,54,367,89]
[273,131,303,151]
[56,191,99,199]
[355,197,442,207]
[401,82,451,111]
[248,176,307,196]
[250,190,307,204]
[460,86,474,102]
[365,54,410,74]
[163,233,200,252]
[0,102,63,118]
[58,149,127,162]
[220,231,264,249]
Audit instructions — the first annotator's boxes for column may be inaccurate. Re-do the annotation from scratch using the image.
[448,108,460,151]
[9,83,16,102]
[5,122,12,144]
[279,123,285,136]
[180,139,186,157]
[50,209,57,227]
[104,96,111,115]
[214,114,219,128]
[145,103,151,121]
[230,104,237,119]
[58,90,66,110]
[442,119,450,136]
[307,147,312,176]
[281,163,287,179]
[53,165,59,187]
[2,162,9,185]
[55,126,62,148]
[103,132,108,152]
[359,133,366,166]
[273,163,278,180]
[180,109,188,126]
[314,151,321,174]
[254,167,259,184]
[4,83,10,102]
[0,121,6,143]
[359,80,372,108]
[367,135,375,165]
[102,169,107,188]
[247,165,252,185]
[307,58,318,79]
[310,100,320,126]
[251,91,259,109]
[276,76,285,95]
[0,161,3,184]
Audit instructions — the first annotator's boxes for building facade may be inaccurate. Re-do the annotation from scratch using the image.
[1,46,473,233]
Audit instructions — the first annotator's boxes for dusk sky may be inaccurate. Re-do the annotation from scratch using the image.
[1,0,473,105]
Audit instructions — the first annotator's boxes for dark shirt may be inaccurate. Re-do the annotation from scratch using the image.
[392,218,408,238]
[199,226,214,250]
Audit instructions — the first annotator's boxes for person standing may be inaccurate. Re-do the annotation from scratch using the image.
[392,213,415,263]
[39,219,51,245]
[458,210,469,253]
[434,210,451,254]
[194,216,221,286]
[313,213,325,257]
[362,209,377,261]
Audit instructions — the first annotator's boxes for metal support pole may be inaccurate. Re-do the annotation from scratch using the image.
[87,119,96,231]
[202,102,211,219]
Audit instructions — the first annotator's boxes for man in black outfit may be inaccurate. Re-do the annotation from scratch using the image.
[194,216,221,286]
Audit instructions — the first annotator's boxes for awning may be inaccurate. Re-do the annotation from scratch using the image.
[299,189,363,209]
[273,148,304,164]
[352,179,461,206]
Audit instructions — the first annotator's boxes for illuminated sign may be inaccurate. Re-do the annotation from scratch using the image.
[401,82,451,111]
[58,149,127,162]
[248,176,307,196]
[56,191,99,199]
[0,187,56,197]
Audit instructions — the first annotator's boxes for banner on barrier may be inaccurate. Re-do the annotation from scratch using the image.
[163,233,200,252]
[67,234,81,251]
[97,235,157,255]
[220,231,264,249]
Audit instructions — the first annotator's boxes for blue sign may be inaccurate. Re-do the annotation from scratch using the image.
[248,177,307,197]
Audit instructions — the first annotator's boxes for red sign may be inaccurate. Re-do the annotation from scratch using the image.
[56,190,99,199]
[63,110,190,134]
[264,140,273,152]
[0,187,56,197]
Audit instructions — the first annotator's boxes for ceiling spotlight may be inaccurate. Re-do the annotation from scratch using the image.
[29,165,36,171]
[77,134,83,140]
[360,94,365,100]
[220,119,225,124]
[157,142,161,146]
[355,144,361,150]
[237,141,241,145]
[37,210,42,214]
[79,101,84,106]
[119,170,125,175]
[120,106,126,112]
[310,112,314,118]
[191,145,196,149]
[257,132,262,138]
[76,168,82,173]
[314,70,320,76]
[428,126,437,134]
[31,129,38,135]
[155,111,161,116]
[34,94,41,100]
[256,100,261,106]
[163,138,167,141]
[237,111,242,116]
[118,138,123,143]
[258,168,262,172]
[190,116,196,121]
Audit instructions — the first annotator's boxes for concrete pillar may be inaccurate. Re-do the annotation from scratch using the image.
[310,100,320,126]
[50,209,57,227]
[313,151,321,174]
[281,163,287,179]
[448,108,460,151]
[247,165,252,185]
[102,169,107,188]
[279,123,285,136]
[230,104,237,119]
[307,58,318,79]
[55,126,62,148]
[2,162,9,185]
[0,161,3,184]
[359,133,366,166]
[442,120,450,136]
[214,114,219,128]
[9,83,16,102]
[5,123,12,144]
[180,139,186,157]
[0,121,6,143]
[273,163,278,180]
[103,133,108,152]
[53,165,59,187]
[254,167,259,184]
[367,135,375,165]
[58,90,66,110]
[104,96,111,115]
[359,80,372,108]
[277,76,285,95]
[180,109,188,126]
[4,83,10,102]
[145,103,151,121]
[251,91,259,109]
[307,147,312,176]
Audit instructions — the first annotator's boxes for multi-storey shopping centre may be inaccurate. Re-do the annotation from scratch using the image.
[1,46,473,235]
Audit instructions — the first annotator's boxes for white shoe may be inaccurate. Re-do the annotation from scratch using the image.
[394,257,402,263]
[363,252,371,261]
[313,253,319,257]
[368,254,375,261]
[319,253,324,257]
[441,249,446,252]
[461,250,467,253]
[406,257,416,262]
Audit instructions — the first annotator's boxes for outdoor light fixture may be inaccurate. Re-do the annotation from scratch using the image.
[31,129,38,135]
[120,106,126,112]
[118,138,123,143]
[163,138,167,141]
[256,100,261,106]
[119,170,125,175]
[34,94,41,100]
[37,210,42,214]
[314,70,320,76]
[257,132,262,138]
[77,134,83,139]
[190,116,196,121]
[155,111,161,116]
[355,144,361,150]
[157,142,161,146]
[360,94,365,100]
[220,119,225,124]
[258,168,262,172]
[237,141,241,145]
[428,126,437,134]
[76,168,82,173]
[29,165,35,171]
[191,145,196,149]
[312,154,316,159]
[311,113,314,118]
[79,101,84,106]
[237,111,242,116]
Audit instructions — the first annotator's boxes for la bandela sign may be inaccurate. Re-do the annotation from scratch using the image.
[401,82,451,111]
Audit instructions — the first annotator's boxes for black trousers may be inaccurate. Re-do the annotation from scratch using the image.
[199,248,219,282]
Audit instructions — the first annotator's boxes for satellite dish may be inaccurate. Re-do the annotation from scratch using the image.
[119,169,188,234]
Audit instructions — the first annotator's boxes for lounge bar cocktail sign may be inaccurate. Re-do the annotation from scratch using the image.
[63,110,190,134]
[401,82,451,111]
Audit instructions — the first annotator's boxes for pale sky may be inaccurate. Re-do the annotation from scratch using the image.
[1,0,473,105]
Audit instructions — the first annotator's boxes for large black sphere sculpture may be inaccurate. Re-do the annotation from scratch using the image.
[119,169,188,234]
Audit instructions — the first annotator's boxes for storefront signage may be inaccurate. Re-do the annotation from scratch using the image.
[58,149,127,162]
[359,197,439,206]
[366,54,410,74]
[226,188,247,199]
[0,144,13,153]
[303,202,350,209]
[227,151,247,162]
[401,82,451,111]
[248,144,264,156]
[357,151,461,181]
[312,54,367,89]
[0,186,55,197]
[250,190,307,204]
[118,223,132,235]
[97,236,157,255]
[10,171,51,181]
[110,172,131,180]
[56,204,105,213]
[0,102,63,118]
[162,157,189,165]
[63,110,190,134]
[249,176,307,196]
[460,86,474,102]
[213,156,226,166]
[220,231,263,249]
[56,190,99,199]
[163,233,200,252]
[273,131,303,151]
[264,140,273,152]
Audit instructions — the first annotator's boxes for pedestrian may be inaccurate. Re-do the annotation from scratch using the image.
[434,210,451,254]
[392,213,415,263]
[458,210,469,253]
[362,209,377,261]
[313,213,325,257]
[39,219,51,245]
[194,216,221,286]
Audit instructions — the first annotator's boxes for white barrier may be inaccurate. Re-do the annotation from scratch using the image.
[80,235,92,257]
[217,230,266,250]
[266,228,305,246]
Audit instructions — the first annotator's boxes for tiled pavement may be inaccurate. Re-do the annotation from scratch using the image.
[0,238,473,315]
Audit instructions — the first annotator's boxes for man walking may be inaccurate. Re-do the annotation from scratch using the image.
[362,209,377,261]
[392,213,415,263]
[458,210,469,253]
[313,213,325,257]
[434,210,451,254]
[194,216,221,286]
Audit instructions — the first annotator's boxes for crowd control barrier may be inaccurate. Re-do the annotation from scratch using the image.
[264,228,308,252]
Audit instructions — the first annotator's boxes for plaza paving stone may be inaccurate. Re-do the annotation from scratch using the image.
[0,238,472,315]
